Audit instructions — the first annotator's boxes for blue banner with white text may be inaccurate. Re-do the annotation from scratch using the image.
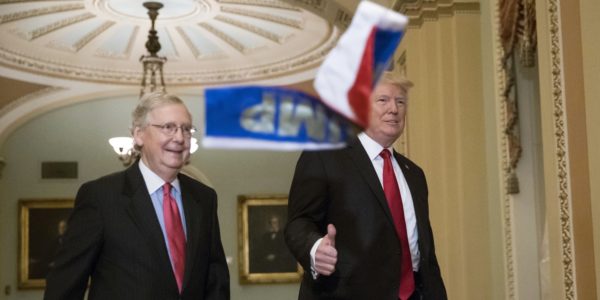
[203,86,357,150]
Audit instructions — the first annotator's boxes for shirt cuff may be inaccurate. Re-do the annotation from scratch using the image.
[310,238,323,280]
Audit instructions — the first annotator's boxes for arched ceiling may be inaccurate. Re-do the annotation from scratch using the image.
[0,0,351,86]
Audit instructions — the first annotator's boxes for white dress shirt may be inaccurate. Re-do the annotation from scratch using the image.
[310,133,420,278]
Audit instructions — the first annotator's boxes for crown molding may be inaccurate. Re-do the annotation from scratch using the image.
[546,0,576,297]
[0,24,338,85]
[221,6,305,29]
[0,2,84,24]
[393,0,480,27]
[490,0,516,297]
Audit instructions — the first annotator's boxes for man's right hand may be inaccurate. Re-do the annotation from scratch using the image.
[314,224,337,276]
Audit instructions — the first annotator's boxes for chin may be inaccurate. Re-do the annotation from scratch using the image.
[384,128,402,136]
[164,159,185,169]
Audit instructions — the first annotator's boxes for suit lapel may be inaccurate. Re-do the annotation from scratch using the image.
[179,176,201,292]
[394,152,425,215]
[394,151,429,251]
[346,139,396,227]
[122,163,178,290]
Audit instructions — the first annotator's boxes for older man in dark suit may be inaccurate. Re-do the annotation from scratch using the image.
[44,92,229,300]
[285,73,446,300]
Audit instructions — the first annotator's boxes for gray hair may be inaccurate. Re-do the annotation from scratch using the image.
[131,92,190,133]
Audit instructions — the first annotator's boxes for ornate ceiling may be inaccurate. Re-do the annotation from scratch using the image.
[0,0,362,146]
[0,0,349,86]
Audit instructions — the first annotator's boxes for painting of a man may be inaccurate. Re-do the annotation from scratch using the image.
[28,209,71,280]
[248,207,297,274]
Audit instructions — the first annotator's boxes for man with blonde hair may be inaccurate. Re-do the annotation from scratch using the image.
[285,73,447,299]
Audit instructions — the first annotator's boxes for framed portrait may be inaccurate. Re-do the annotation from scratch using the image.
[237,195,302,284]
[18,199,74,289]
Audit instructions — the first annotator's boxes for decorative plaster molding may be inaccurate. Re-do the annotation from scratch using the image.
[218,0,300,11]
[199,22,250,53]
[48,21,115,52]
[176,26,203,58]
[547,0,575,298]
[285,0,350,29]
[0,47,142,82]
[73,21,114,52]
[14,12,95,40]
[92,0,208,20]
[175,26,226,60]
[220,6,304,29]
[393,0,480,27]
[333,8,352,29]
[165,28,338,84]
[0,26,338,84]
[0,0,76,3]
[94,26,139,59]
[0,86,65,119]
[215,15,287,44]
[0,3,84,24]
[292,0,326,11]
[492,0,516,298]
[160,28,181,61]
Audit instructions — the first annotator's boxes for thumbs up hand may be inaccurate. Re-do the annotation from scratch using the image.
[315,224,338,276]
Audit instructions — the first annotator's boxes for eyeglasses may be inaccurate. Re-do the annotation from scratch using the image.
[149,123,196,137]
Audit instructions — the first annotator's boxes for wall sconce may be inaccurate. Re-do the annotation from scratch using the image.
[190,137,199,154]
[109,136,198,166]
[109,137,135,166]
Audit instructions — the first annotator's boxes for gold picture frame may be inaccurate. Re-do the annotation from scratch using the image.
[237,194,302,284]
[18,199,74,289]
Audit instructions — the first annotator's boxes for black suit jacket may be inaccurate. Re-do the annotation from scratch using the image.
[284,138,446,300]
[44,162,230,300]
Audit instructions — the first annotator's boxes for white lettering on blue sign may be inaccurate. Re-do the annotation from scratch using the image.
[240,92,352,143]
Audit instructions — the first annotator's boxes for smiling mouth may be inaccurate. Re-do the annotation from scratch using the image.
[166,149,184,154]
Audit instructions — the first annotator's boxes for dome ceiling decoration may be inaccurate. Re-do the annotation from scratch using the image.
[0,0,348,86]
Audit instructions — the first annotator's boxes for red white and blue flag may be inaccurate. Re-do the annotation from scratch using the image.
[202,1,407,150]
[314,0,408,128]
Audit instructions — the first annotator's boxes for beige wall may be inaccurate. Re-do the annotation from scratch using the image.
[532,0,598,298]
[580,0,600,295]
[395,0,600,298]
[393,4,496,298]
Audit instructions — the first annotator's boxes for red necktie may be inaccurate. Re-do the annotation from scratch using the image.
[380,149,415,300]
[163,183,186,293]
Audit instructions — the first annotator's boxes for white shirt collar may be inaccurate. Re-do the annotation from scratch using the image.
[358,132,394,160]
[138,160,181,194]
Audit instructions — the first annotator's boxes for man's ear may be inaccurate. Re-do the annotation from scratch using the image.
[133,126,144,148]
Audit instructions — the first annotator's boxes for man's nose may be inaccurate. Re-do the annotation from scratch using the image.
[172,127,185,141]
[388,101,399,113]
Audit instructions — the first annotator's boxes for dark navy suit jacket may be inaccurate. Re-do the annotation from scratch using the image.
[44,162,229,300]
[285,138,446,300]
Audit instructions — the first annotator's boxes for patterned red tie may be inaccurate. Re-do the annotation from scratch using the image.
[380,149,415,300]
[163,183,186,293]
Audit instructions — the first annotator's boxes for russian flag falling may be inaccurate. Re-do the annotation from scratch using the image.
[314,1,408,128]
